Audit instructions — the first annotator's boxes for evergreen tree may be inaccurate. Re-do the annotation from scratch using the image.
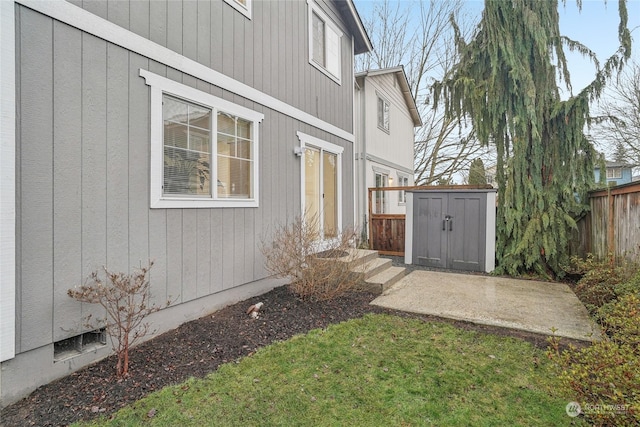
[613,141,627,163]
[597,153,608,187]
[437,177,455,186]
[468,158,487,185]
[433,0,632,278]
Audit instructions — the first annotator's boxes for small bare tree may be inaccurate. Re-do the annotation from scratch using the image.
[260,214,363,301]
[590,60,640,169]
[68,261,168,377]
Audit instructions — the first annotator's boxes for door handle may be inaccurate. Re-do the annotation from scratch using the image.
[442,219,446,231]
[449,219,453,231]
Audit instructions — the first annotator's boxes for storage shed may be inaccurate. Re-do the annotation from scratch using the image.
[405,189,496,273]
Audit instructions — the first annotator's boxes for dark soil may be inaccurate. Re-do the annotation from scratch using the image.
[1,270,586,427]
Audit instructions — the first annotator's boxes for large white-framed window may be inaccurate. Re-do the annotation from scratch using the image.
[377,95,390,132]
[140,69,264,208]
[297,132,343,243]
[223,0,252,19]
[307,0,342,85]
[398,174,409,204]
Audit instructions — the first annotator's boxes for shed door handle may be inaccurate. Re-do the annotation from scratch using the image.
[449,219,453,231]
[442,219,446,231]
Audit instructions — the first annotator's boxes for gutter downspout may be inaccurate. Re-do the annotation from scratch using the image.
[360,77,368,245]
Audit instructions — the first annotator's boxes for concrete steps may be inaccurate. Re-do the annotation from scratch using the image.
[337,248,405,293]
[365,266,406,292]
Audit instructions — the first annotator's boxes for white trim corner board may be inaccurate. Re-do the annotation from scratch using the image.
[1,0,16,362]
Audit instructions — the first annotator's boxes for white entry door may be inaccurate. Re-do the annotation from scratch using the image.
[298,132,343,243]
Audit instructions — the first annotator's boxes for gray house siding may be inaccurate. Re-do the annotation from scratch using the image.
[68,0,354,133]
[3,0,360,407]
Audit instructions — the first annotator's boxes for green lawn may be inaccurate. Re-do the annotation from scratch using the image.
[79,314,581,426]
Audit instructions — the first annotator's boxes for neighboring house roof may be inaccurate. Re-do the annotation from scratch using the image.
[337,0,373,55]
[604,161,635,168]
[355,66,423,127]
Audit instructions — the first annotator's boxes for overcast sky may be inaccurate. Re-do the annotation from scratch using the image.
[354,0,640,94]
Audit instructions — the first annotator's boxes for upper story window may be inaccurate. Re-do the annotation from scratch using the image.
[606,167,622,179]
[378,95,390,132]
[140,69,264,208]
[308,0,342,84]
[223,0,252,19]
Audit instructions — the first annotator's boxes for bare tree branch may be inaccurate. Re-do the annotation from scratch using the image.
[357,0,485,184]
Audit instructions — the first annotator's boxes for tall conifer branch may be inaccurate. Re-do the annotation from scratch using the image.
[433,0,632,277]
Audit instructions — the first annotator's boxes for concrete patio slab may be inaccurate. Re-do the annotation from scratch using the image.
[371,270,600,341]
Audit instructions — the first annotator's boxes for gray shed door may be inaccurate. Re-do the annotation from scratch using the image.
[413,192,487,271]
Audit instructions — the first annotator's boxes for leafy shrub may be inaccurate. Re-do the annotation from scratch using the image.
[555,340,639,426]
[68,262,169,377]
[568,254,637,315]
[549,274,640,426]
[260,214,364,301]
[597,270,640,326]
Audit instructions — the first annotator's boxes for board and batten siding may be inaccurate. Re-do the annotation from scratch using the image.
[365,74,416,171]
[65,0,354,133]
[5,0,359,407]
[10,2,353,364]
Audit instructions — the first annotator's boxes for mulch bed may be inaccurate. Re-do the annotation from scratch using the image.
[1,282,583,427]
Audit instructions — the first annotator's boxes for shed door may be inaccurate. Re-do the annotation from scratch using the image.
[448,193,486,271]
[413,192,486,271]
[414,193,448,268]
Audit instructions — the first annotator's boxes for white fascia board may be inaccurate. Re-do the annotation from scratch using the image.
[17,0,354,143]
[0,0,16,362]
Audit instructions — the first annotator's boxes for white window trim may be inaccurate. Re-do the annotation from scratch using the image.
[372,168,389,214]
[606,167,622,179]
[141,69,264,208]
[307,0,343,85]
[296,131,343,246]
[0,0,16,362]
[372,166,390,176]
[377,94,390,133]
[223,0,252,20]
[397,174,409,205]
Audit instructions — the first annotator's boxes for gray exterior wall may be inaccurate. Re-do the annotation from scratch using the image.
[68,0,355,131]
[3,0,358,407]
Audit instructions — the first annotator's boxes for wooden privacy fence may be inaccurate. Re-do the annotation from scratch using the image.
[367,185,493,256]
[575,181,640,262]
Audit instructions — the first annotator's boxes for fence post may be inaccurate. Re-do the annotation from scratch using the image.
[607,191,615,256]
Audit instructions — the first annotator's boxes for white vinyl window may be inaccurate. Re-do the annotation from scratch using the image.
[606,167,622,179]
[398,175,409,204]
[308,0,342,84]
[223,0,252,19]
[378,96,390,132]
[374,171,388,214]
[141,70,263,208]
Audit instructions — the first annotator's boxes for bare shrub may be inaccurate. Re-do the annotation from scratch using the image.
[68,261,169,377]
[261,214,364,301]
